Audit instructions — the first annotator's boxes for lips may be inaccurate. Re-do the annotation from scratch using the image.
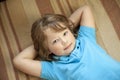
[64,43,72,50]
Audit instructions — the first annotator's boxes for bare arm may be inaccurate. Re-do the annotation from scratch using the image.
[13,45,41,77]
[69,5,95,28]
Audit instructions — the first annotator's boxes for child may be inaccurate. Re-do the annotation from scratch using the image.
[13,5,120,80]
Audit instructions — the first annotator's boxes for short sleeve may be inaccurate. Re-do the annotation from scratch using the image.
[40,61,55,80]
[77,26,96,43]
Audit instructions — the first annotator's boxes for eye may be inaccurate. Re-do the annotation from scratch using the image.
[53,39,58,44]
[63,31,68,36]
[53,40,57,44]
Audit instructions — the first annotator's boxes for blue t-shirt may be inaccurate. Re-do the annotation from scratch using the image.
[40,26,120,80]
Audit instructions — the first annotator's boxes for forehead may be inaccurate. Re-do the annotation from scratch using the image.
[44,28,68,41]
[44,28,65,37]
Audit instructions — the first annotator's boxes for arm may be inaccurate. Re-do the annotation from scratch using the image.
[69,5,95,28]
[13,45,41,77]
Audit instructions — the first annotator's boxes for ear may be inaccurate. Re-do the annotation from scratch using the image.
[48,49,52,54]
[49,52,52,54]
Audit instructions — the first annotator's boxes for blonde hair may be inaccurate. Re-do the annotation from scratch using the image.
[31,14,74,61]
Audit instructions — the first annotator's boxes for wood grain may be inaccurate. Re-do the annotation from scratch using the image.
[0,0,120,80]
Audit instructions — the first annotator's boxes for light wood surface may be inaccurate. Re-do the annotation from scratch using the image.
[0,0,120,80]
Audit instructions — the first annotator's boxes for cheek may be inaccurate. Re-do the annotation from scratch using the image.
[49,44,63,54]
[68,32,75,41]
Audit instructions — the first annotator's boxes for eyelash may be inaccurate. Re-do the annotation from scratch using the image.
[63,31,68,36]
[53,39,58,44]
[52,31,68,44]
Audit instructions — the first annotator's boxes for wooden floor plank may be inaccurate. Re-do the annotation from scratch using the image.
[21,0,41,26]
[86,0,120,61]
[35,0,54,15]
[0,0,120,80]
[50,0,63,14]
[100,0,120,40]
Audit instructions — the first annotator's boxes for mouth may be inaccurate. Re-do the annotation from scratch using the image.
[64,43,72,50]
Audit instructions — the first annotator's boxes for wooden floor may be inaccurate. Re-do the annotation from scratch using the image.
[0,0,120,80]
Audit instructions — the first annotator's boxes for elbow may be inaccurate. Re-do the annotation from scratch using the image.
[13,57,19,68]
[13,56,22,69]
[83,5,91,11]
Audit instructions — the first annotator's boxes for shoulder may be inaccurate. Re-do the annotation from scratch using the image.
[77,25,96,43]
[40,61,56,79]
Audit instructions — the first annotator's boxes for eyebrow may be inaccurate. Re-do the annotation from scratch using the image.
[51,29,69,42]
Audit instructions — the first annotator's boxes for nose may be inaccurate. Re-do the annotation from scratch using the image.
[60,37,67,45]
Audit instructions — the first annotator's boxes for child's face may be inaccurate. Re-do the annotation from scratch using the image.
[44,27,76,56]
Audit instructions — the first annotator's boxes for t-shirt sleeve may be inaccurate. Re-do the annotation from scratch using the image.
[40,61,55,80]
[77,25,96,43]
